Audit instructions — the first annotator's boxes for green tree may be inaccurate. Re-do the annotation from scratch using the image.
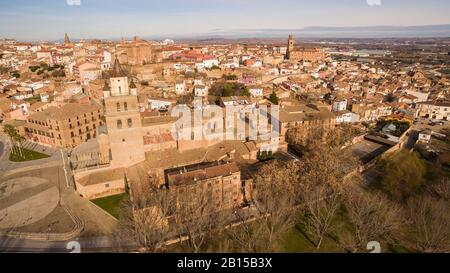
[222,83,233,97]
[323,93,332,101]
[269,91,279,105]
[222,74,237,81]
[0,66,10,74]
[242,87,251,98]
[380,151,427,202]
[384,93,396,103]
[29,66,39,73]
[3,124,24,158]
[11,71,20,78]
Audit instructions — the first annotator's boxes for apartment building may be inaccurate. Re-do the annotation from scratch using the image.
[416,101,450,120]
[166,161,243,210]
[25,103,104,148]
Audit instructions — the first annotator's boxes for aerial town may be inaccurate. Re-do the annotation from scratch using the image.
[0,1,449,256]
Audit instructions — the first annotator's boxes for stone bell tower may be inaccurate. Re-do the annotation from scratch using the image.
[103,58,145,168]
[286,34,295,60]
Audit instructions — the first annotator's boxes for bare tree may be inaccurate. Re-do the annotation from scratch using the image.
[173,188,233,253]
[115,175,175,253]
[405,195,450,253]
[338,187,404,253]
[428,178,450,202]
[225,161,298,253]
[301,184,341,249]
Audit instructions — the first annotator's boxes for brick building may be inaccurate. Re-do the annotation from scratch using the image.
[25,103,103,148]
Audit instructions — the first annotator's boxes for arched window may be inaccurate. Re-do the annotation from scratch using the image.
[119,86,122,94]
[124,102,128,111]
[116,102,121,112]
[127,118,133,128]
[117,120,123,129]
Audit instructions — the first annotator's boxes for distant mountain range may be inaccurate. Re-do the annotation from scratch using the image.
[202,25,450,39]
[46,24,450,43]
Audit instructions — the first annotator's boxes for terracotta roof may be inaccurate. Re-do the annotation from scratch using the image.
[28,103,101,121]
[111,57,126,78]
[167,162,239,186]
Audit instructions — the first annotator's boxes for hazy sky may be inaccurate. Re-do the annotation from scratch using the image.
[1,0,450,40]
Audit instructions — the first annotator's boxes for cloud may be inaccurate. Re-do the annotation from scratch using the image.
[66,0,81,6]
[366,0,382,6]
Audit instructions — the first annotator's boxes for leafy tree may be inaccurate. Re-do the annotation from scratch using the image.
[242,87,251,98]
[323,93,332,101]
[0,66,10,74]
[380,151,427,202]
[222,83,233,97]
[29,66,40,73]
[222,74,237,81]
[268,91,279,105]
[3,124,24,158]
[209,82,249,98]
[384,93,396,103]
[11,71,20,78]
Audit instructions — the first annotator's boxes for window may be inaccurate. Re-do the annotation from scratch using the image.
[117,120,123,129]
[127,118,133,128]
[105,184,110,188]
[124,102,128,111]
[119,86,122,94]
[117,102,121,112]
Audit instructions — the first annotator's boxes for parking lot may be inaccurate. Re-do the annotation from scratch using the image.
[413,118,450,133]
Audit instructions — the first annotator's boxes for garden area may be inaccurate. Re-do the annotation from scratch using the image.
[29,62,66,77]
[91,193,128,219]
[9,147,50,162]
[371,119,411,138]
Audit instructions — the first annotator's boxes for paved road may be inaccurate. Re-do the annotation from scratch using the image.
[0,235,130,253]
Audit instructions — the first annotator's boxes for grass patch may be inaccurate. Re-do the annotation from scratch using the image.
[9,147,50,162]
[91,193,128,219]
[283,225,345,253]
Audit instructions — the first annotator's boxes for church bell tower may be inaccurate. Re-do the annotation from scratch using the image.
[103,58,145,168]
[286,34,295,60]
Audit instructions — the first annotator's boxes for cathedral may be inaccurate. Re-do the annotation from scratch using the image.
[286,35,326,62]
[64,33,71,45]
